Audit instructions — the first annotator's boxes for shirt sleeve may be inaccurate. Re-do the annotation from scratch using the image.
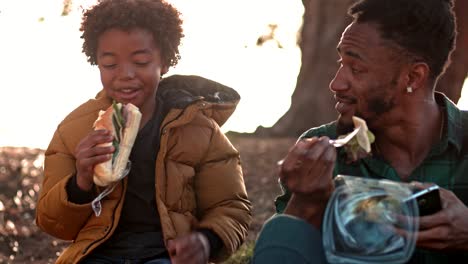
[66,175,96,204]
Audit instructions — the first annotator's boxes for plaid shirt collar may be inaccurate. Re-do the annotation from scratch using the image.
[438,91,465,155]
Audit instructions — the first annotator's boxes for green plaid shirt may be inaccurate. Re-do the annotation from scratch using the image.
[275,93,468,263]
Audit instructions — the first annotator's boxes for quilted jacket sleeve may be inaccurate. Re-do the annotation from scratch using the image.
[35,127,95,241]
[195,119,252,261]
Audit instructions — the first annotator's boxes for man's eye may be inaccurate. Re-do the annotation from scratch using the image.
[351,68,361,74]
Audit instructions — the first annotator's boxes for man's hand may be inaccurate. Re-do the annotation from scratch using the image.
[167,232,210,264]
[279,137,336,227]
[74,129,114,191]
[415,184,468,251]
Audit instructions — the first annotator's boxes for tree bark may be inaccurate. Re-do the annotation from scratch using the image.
[260,0,467,138]
[256,0,355,137]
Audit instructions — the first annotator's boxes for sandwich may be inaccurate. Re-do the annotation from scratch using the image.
[93,101,142,186]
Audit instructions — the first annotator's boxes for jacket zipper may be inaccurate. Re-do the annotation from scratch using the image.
[81,180,126,255]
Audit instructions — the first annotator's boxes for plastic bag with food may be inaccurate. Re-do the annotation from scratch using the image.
[322,175,419,264]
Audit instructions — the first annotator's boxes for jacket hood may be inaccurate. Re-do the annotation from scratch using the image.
[158,75,240,107]
[157,75,240,127]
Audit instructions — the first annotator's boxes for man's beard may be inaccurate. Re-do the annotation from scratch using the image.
[335,75,398,135]
[336,114,355,135]
[336,94,395,135]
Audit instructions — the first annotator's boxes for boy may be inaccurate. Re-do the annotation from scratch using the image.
[36,1,252,263]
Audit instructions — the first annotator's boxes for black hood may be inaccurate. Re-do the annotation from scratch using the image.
[157,75,240,109]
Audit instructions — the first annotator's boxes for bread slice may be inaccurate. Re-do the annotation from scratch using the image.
[110,103,141,184]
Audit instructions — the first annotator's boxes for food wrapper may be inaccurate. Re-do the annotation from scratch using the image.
[322,175,418,264]
[91,161,131,216]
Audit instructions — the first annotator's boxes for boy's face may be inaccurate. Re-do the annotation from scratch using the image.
[96,28,168,114]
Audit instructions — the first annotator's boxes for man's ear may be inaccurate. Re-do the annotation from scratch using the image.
[406,62,430,92]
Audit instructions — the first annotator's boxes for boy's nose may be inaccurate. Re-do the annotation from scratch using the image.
[119,64,135,79]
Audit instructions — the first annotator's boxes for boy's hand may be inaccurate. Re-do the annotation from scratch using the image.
[74,129,114,191]
[168,232,210,264]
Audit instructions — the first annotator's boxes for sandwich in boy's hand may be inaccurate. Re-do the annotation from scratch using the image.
[336,116,375,163]
[93,101,142,186]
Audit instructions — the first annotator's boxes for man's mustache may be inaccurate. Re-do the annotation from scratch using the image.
[334,94,357,104]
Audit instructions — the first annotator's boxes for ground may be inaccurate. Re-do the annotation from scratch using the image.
[0,135,296,263]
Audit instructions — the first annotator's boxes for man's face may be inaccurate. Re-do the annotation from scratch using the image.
[97,28,167,115]
[329,22,407,132]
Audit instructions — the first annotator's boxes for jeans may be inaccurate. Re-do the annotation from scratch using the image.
[81,253,171,264]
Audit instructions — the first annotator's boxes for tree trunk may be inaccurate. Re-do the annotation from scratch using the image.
[435,0,468,103]
[256,0,354,137]
[260,0,467,138]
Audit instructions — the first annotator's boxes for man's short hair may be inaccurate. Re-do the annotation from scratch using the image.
[348,0,457,81]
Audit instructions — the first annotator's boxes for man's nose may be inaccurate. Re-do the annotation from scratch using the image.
[329,67,349,92]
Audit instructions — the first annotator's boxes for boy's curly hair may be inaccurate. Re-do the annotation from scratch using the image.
[349,0,457,82]
[80,0,184,68]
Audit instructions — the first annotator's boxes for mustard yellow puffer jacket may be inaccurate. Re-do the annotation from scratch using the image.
[36,75,252,264]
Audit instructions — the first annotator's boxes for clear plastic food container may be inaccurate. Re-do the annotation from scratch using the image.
[322,175,419,264]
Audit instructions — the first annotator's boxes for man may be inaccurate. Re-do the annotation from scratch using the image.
[253,0,468,263]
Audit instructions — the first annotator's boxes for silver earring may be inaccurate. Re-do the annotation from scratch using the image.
[406,86,413,93]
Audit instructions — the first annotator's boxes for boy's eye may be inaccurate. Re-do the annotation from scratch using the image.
[135,61,149,66]
[102,64,117,69]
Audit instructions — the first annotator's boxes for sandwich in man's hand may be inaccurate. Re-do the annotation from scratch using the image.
[93,101,142,187]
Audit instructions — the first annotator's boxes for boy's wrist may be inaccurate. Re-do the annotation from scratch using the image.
[76,174,94,191]
[66,175,96,204]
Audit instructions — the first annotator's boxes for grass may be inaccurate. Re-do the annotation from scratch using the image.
[222,242,255,264]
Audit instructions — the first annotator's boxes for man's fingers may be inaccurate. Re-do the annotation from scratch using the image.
[304,137,335,170]
[281,138,319,172]
[418,211,447,230]
[323,142,337,163]
[416,226,449,250]
[304,137,331,161]
[409,181,437,191]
